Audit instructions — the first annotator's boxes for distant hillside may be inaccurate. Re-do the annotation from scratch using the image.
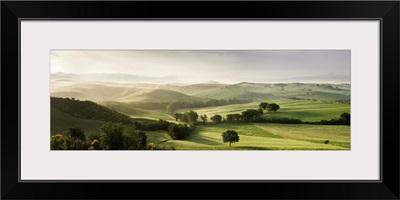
[174,84,275,100]
[51,81,350,103]
[119,89,203,102]
[51,97,132,124]
[271,73,350,84]
[51,83,203,102]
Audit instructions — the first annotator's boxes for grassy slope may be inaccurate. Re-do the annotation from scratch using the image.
[173,83,350,101]
[51,107,105,135]
[146,123,350,150]
[51,83,203,102]
[176,99,350,122]
[106,104,176,122]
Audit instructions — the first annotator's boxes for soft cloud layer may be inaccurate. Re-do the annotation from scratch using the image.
[51,50,350,83]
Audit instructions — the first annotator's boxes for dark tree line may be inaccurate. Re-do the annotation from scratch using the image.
[319,112,350,125]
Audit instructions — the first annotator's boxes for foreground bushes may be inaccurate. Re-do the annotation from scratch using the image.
[50,122,176,150]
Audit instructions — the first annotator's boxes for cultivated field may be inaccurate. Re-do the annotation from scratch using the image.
[51,81,351,150]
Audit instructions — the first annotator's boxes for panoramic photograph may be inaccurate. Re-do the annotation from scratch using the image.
[50,50,350,150]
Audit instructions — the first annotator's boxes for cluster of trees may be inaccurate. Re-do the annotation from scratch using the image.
[165,99,253,113]
[168,124,193,140]
[202,102,281,124]
[133,119,171,131]
[319,112,350,125]
[134,119,193,140]
[50,122,175,150]
[51,97,132,124]
[172,110,199,125]
[259,102,280,112]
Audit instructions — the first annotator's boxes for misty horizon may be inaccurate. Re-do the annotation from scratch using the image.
[51,71,351,85]
[51,50,351,84]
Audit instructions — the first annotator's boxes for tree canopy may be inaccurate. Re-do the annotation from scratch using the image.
[221,130,240,147]
[267,103,280,112]
[210,114,222,123]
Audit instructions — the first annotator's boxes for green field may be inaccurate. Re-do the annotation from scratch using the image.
[51,81,351,150]
[145,123,350,150]
[176,99,350,122]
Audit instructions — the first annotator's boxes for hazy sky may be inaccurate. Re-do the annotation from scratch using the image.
[51,50,350,83]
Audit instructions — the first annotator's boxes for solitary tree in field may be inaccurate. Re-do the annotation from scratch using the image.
[221,130,240,147]
[259,102,269,110]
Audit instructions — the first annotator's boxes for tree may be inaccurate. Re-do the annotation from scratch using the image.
[275,83,287,90]
[200,114,208,123]
[210,114,222,123]
[339,112,350,125]
[221,130,240,147]
[166,102,179,114]
[259,102,269,110]
[257,108,264,115]
[123,127,148,150]
[267,103,280,112]
[180,110,198,124]
[65,126,85,141]
[173,113,183,121]
[101,122,125,150]
[50,134,66,150]
[168,124,191,140]
[241,109,261,121]
[227,114,242,122]
[88,132,102,143]
[89,139,101,150]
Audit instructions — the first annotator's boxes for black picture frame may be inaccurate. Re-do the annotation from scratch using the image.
[1,1,399,199]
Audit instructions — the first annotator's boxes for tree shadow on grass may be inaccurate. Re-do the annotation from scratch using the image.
[233,146,273,150]
[188,135,222,145]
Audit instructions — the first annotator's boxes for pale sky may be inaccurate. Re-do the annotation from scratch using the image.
[51,50,350,83]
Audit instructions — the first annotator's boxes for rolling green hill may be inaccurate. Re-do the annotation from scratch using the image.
[51,107,105,135]
[51,97,132,124]
[51,81,350,103]
[117,89,202,102]
[176,99,350,122]
[105,103,176,122]
[145,123,350,150]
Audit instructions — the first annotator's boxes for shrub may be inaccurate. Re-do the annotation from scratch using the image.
[168,124,192,140]
[101,122,125,150]
[50,134,66,150]
[65,126,85,141]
